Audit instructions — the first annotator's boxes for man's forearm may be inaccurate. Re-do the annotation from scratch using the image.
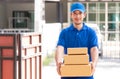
[55,46,64,75]
[55,46,64,66]
[91,47,99,66]
[90,47,98,74]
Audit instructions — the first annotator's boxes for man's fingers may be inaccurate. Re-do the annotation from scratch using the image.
[57,67,61,75]
[90,62,95,75]
[57,62,63,75]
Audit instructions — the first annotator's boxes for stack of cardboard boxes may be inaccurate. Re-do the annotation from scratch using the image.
[60,48,92,77]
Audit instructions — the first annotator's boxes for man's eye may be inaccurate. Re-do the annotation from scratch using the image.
[74,13,76,15]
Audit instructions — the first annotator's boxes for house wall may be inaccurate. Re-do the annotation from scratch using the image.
[0,3,7,28]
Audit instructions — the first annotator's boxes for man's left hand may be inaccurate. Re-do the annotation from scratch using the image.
[90,62,96,75]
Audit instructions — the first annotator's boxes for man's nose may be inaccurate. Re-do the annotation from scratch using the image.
[76,14,81,17]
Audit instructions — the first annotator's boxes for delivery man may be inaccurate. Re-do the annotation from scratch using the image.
[55,2,99,79]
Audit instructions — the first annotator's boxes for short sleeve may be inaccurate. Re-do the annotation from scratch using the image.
[88,30,98,49]
[57,30,65,47]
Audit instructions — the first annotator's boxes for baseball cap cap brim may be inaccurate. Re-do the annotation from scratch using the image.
[71,9,85,13]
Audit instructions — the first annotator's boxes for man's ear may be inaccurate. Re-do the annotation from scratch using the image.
[83,12,86,18]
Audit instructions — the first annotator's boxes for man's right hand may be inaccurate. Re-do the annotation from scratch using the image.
[56,62,63,75]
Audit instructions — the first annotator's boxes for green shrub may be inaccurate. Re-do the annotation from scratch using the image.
[43,53,54,66]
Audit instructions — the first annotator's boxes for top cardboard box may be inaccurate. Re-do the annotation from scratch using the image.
[67,48,88,55]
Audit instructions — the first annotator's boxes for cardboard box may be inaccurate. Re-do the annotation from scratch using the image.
[60,64,92,77]
[67,48,88,55]
[64,55,89,65]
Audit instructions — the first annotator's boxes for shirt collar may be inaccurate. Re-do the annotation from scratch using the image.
[69,23,87,31]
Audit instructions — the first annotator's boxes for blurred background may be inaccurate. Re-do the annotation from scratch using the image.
[0,0,120,79]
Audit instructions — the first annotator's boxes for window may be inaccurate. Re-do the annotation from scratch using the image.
[89,3,96,13]
[89,13,96,21]
[99,3,105,12]
[100,13,105,21]
[99,23,105,31]
[12,11,34,29]
[108,13,116,21]
[108,33,115,41]
[108,23,116,31]
[108,3,116,12]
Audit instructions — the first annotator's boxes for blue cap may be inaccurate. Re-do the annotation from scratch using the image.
[71,2,85,13]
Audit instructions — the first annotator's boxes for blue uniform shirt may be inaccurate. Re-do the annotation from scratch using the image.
[57,23,98,79]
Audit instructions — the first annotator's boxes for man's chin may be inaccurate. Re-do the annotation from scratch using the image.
[74,23,82,25]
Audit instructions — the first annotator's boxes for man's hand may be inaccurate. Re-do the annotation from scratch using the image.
[56,62,63,75]
[55,46,64,75]
[90,62,96,75]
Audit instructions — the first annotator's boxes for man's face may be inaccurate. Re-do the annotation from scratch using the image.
[71,10,86,25]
